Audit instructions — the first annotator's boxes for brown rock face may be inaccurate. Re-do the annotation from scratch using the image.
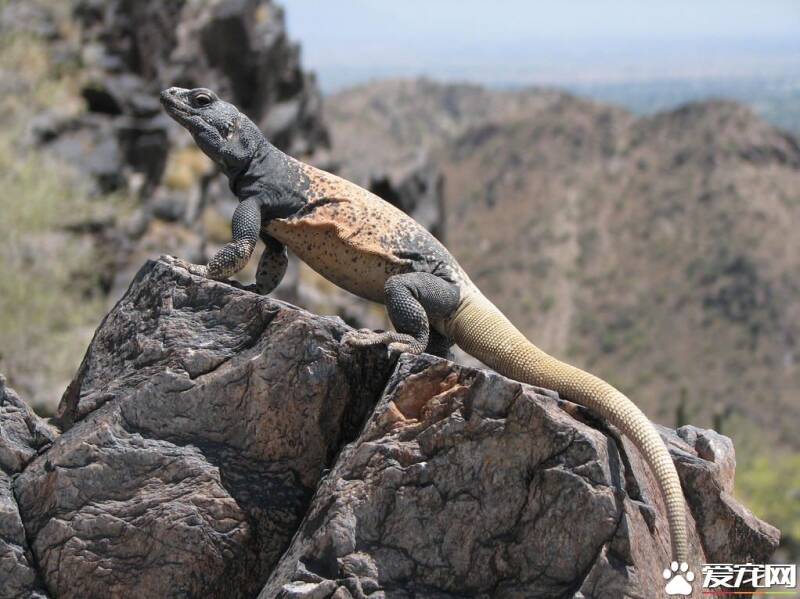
[1,258,779,598]
[13,257,393,598]
[261,356,779,599]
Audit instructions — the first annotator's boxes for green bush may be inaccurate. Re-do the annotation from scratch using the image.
[736,453,800,557]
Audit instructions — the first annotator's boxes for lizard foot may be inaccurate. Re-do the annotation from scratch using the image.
[167,256,209,277]
[342,329,425,355]
[186,263,210,277]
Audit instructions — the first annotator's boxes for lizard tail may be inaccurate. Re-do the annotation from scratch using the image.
[444,290,688,562]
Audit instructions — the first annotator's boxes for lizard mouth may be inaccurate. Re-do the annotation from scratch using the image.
[160,91,195,123]
[159,89,213,130]
[160,88,226,145]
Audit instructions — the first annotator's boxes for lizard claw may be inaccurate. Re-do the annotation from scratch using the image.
[342,329,424,355]
[186,263,209,277]
[342,328,385,347]
[166,256,209,277]
[387,341,419,355]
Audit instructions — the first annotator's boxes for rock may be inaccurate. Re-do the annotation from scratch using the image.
[0,377,55,599]
[261,355,780,598]
[42,114,126,194]
[61,0,328,193]
[14,257,393,598]
[0,377,56,473]
[81,73,162,118]
[1,258,780,597]
[672,426,779,564]
[150,195,188,222]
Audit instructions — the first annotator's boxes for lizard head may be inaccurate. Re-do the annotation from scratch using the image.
[160,86,262,174]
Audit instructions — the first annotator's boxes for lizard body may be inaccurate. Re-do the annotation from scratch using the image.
[265,163,464,303]
[161,86,689,562]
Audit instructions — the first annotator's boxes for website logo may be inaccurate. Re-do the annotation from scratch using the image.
[664,561,695,596]
[700,563,797,596]
[662,562,797,596]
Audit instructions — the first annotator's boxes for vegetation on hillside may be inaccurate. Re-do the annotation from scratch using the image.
[0,25,128,413]
[737,451,800,560]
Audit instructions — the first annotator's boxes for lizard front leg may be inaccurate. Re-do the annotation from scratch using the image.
[254,233,288,294]
[186,197,260,280]
[344,272,459,356]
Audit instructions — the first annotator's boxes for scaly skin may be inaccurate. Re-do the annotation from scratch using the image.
[161,86,689,562]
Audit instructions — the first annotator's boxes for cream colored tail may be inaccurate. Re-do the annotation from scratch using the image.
[444,291,688,562]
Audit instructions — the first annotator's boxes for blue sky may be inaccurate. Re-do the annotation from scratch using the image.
[283,1,800,91]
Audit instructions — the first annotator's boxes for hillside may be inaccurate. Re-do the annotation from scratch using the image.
[326,80,800,456]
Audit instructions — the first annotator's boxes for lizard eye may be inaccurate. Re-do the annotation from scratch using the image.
[193,93,213,107]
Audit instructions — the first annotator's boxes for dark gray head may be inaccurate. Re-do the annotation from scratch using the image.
[160,87,264,175]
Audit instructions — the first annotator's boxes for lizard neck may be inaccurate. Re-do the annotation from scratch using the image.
[228,141,310,217]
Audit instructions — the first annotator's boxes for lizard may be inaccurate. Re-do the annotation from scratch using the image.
[160,86,689,563]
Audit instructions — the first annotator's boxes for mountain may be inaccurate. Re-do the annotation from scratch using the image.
[326,79,800,456]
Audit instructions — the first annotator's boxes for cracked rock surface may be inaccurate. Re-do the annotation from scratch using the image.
[0,257,780,598]
[11,257,393,598]
[261,356,780,599]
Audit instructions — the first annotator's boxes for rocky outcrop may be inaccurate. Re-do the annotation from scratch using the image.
[0,257,780,598]
[261,357,779,598]
[19,0,332,315]
[670,427,779,565]
[39,0,327,194]
[13,257,392,598]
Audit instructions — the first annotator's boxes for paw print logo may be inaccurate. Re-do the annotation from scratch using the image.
[663,561,695,596]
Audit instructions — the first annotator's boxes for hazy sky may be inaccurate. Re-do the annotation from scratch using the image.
[283,1,800,91]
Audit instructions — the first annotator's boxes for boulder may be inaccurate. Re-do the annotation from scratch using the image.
[14,257,392,598]
[261,356,780,598]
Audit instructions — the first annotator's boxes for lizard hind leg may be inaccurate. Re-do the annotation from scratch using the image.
[343,272,460,356]
[426,329,455,360]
